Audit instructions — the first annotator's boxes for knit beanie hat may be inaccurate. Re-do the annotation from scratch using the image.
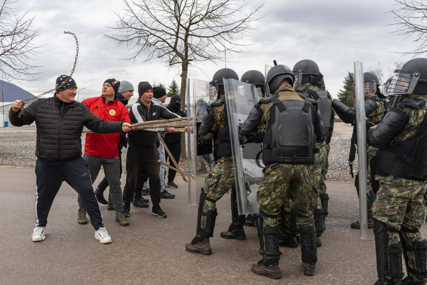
[118,80,134,94]
[138,81,153,96]
[104,78,120,94]
[153,87,167,99]
[54,75,77,94]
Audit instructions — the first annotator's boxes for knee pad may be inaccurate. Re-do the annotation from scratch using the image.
[263,226,282,261]
[320,194,329,216]
[314,209,325,236]
[389,242,404,283]
[205,209,218,237]
[414,240,427,279]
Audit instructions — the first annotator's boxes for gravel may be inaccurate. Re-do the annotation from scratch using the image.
[0,123,356,181]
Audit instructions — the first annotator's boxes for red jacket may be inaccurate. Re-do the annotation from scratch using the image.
[83,95,130,158]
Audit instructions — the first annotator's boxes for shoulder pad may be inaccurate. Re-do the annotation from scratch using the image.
[365,100,378,116]
[259,94,278,103]
[294,85,309,93]
[210,97,225,107]
[398,98,426,110]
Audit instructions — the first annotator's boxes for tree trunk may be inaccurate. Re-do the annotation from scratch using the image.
[180,62,189,159]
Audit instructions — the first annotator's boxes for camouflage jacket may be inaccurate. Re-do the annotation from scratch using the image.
[395,95,427,142]
[198,96,227,141]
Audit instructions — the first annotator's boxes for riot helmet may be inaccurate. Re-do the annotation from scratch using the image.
[382,77,392,96]
[266,64,294,94]
[363,72,379,97]
[210,68,239,97]
[241,70,266,94]
[386,58,427,96]
[292,59,321,86]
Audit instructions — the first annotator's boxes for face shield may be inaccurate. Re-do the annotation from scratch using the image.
[363,81,377,97]
[386,69,420,96]
[293,70,302,87]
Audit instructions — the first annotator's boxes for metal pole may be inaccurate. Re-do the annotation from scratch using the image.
[1,82,6,127]
[354,62,368,239]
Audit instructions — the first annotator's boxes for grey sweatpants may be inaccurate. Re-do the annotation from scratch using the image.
[143,140,166,193]
[78,154,124,212]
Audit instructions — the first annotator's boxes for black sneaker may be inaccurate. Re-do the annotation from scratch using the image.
[133,199,149,208]
[167,180,178,188]
[95,189,108,205]
[152,205,167,218]
[161,190,176,199]
[123,203,131,217]
[142,189,150,196]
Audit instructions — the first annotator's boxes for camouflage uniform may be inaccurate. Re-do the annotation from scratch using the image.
[372,95,427,284]
[245,84,321,269]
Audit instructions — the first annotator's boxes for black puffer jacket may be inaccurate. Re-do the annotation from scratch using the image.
[9,96,123,161]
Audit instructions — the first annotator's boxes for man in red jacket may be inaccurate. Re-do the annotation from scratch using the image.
[78,79,131,226]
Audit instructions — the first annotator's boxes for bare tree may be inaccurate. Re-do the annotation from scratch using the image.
[107,0,262,108]
[391,0,427,55]
[0,0,39,80]
[368,62,385,85]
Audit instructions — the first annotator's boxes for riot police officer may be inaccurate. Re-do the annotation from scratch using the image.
[293,59,334,247]
[185,68,240,255]
[220,69,266,240]
[369,58,427,285]
[241,64,325,278]
[332,72,388,229]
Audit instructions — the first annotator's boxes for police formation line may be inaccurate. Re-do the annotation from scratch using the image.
[9,58,427,285]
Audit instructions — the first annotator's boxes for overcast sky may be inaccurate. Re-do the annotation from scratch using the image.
[4,0,421,100]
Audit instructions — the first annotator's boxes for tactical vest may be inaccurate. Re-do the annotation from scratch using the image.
[376,100,427,181]
[212,98,232,158]
[307,89,334,143]
[263,98,316,165]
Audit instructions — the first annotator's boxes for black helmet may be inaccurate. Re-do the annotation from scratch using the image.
[210,68,239,97]
[363,72,380,96]
[292,59,320,86]
[266,64,294,94]
[241,70,265,93]
[386,58,427,96]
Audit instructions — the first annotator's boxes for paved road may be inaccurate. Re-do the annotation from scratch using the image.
[1,165,425,285]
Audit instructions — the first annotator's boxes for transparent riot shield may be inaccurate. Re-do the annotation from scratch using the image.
[224,78,263,215]
[186,78,216,206]
[354,62,368,239]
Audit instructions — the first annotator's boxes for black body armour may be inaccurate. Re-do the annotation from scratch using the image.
[211,98,232,158]
[263,97,316,165]
[376,100,427,181]
[306,89,334,144]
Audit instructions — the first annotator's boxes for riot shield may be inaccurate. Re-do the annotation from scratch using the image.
[186,78,216,206]
[224,78,263,215]
[354,62,368,239]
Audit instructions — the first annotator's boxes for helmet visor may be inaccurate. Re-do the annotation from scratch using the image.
[293,70,302,87]
[363,81,376,96]
[386,70,419,96]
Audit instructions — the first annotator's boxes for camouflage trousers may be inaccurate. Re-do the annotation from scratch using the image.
[319,142,329,196]
[200,156,234,231]
[258,163,317,229]
[282,143,326,233]
[372,175,427,282]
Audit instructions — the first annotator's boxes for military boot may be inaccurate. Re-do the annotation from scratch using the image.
[251,259,282,279]
[220,215,246,240]
[351,217,374,229]
[185,232,212,255]
[402,276,427,285]
[245,214,255,227]
[78,209,88,224]
[374,279,397,285]
[115,212,129,226]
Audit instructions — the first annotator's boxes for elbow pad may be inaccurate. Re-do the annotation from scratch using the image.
[332,100,355,123]
[199,110,215,137]
[240,105,262,135]
[369,106,409,147]
[365,100,378,116]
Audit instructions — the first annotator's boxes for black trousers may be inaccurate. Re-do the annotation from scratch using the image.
[35,157,103,230]
[164,141,181,182]
[123,144,161,205]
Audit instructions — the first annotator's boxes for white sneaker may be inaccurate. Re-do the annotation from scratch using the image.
[95,227,112,244]
[32,227,46,242]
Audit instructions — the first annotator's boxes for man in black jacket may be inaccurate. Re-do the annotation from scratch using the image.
[9,75,132,244]
[164,94,187,188]
[122,82,177,218]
